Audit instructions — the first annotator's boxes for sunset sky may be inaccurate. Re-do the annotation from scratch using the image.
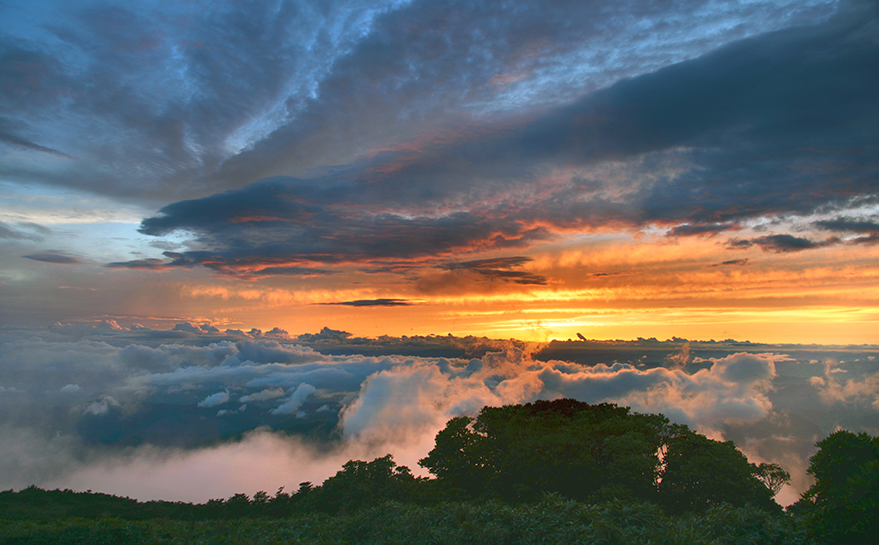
[1,0,878,505]
[1,0,877,344]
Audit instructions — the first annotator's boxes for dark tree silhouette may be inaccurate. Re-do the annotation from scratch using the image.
[308,454,422,514]
[792,430,879,544]
[753,462,791,496]
[420,399,780,512]
[658,425,777,514]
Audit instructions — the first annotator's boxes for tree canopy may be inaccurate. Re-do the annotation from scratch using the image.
[419,399,780,513]
[792,429,879,543]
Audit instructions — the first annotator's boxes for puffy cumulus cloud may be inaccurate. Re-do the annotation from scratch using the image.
[0,337,124,396]
[809,359,879,409]
[714,352,776,384]
[230,341,328,365]
[341,359,497,443]
[542,352,779,435]
[197,391,230,408]
[172,322,219,334]
[239,387,285,403]
[116,342,237,372]
[270,383,318,416]
[84,395,121,416]
[339,349,781,449]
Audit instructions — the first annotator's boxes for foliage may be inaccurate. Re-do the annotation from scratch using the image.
[14,400,868,543]
[753,463,791,496]
[0,499,814,545]
[420,399,779,513]
[658,425,778,514]
[303,454,425,514]
[791,429,879,544]
[419,400,669,504]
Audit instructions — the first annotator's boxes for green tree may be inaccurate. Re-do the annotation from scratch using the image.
[658,426,778,514]
[417,415,488,499]
[793,430,879,544]
[420,399,782,513]
[309,454,422,514]
[422,400,667,504]
[753,462,790,496]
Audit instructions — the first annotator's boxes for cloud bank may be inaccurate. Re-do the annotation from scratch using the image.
[1,327,876,505]
[104,5,879,285]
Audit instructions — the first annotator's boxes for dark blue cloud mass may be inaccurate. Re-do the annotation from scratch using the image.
[119,4,879,276]
[0,0,843,200]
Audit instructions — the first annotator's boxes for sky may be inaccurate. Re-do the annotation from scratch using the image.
[1,0,878,506]
[0,0,877,343]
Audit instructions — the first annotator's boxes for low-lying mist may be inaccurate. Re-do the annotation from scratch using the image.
[1,324,876,507]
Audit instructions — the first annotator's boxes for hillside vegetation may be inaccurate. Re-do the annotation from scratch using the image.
[2,400,876,544]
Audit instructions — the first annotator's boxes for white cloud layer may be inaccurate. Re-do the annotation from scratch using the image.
[0,328,876,504]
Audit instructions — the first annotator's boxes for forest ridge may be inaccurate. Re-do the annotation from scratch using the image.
[2,400,876,544]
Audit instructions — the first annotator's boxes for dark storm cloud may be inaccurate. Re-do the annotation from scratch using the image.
[446,257,548,285]
[324,299,414,307]
[815,217,879,234]
[730,234,841,253]
[0,45,68,111]
[667,223,738,237]
[726,239,755,250]
[120,178,553,271]
[22,251,83,264]
[815,216,879,244]
[107,249,335,278]
[128,6,879,277]
[756,235,842,253]
[106,252,197,270]
[1,0,839,201]
[706,258,750,268]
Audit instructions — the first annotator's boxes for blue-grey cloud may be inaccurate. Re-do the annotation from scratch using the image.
[0,117,74,158]
[668,223,738,237]
[0,221,49,241]
[0,0,840,202]
[727,234,842,253]
[815,216,879,244]
[22,251,83,264]
[119,6,878,279]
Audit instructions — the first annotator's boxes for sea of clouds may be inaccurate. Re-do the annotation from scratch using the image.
[1,323,876,506]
